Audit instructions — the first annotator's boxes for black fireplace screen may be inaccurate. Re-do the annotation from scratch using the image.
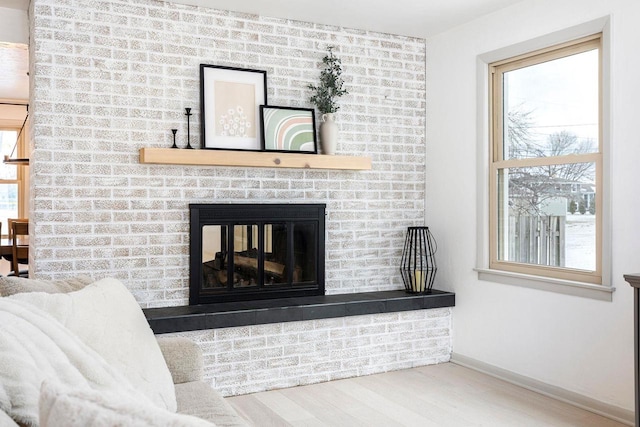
[190,204,325,304]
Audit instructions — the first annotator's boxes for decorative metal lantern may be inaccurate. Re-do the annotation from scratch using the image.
[400,226,437,293]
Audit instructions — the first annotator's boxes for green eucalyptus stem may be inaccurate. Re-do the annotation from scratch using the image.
[308,46,348,114]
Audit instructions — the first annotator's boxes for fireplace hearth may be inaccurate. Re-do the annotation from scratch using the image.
[189,204,325,305]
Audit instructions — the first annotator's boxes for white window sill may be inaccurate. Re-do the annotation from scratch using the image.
[474,268,614,301]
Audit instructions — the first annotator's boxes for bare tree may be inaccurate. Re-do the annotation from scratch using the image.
[543,131,595,181]
[506,112,595,216]
[506,108,534,158]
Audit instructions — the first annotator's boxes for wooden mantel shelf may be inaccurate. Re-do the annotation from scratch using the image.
[139,148,371,170]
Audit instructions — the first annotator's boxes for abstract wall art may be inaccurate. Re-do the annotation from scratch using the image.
[260,105,317,154]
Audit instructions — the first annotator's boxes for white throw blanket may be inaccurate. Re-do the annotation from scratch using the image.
[9,278,177,412]
[0,297,152,426]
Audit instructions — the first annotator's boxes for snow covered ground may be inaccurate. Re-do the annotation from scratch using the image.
[565,213,596,271]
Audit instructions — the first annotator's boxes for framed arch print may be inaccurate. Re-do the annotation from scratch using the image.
[260,105,318,154]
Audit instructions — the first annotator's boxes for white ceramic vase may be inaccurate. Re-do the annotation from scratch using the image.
[319,113,338,155]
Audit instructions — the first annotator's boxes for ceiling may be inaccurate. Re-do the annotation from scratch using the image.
[0,0,526,38]
[0,42,28,102]
[171,0,523,39]
[0,0,525,101]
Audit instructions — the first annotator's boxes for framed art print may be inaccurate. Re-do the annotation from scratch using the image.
[260,105,318,154]
[200,64,267,151]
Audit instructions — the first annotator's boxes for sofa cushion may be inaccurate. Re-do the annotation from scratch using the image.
[175,381,248,427]
[10,278,177,412]
[0,275,94,297]
[39,380,215,427]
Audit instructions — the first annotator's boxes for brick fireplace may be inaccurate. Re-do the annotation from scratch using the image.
[29,0,449,398]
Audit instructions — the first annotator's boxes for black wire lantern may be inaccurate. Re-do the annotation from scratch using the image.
[400,226,437,293]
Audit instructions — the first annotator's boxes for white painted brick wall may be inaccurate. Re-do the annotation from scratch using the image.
[30,0,427,304]
[172,308,452,397]
[28,0,448,395]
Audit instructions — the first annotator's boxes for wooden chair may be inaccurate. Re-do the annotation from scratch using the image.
[7,218,27,241]
[9,220,28,277]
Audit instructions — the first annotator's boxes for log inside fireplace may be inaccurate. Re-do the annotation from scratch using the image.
[189,204,325,305]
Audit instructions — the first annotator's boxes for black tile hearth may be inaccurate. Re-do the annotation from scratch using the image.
[144,289,455,334]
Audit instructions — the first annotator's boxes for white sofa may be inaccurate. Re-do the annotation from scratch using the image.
[0,276,248,427]
[157,336,247,426]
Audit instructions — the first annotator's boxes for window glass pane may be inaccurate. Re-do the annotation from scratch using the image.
[497,163,596,271]
[503,49,599,160]
[0,131,18,180]
[0,184,18,236]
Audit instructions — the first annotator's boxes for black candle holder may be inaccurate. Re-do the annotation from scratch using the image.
[185,108,193,149]
[400,226,437,293]
[171,129,178,149]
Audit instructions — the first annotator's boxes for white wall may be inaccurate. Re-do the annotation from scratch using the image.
[0,6,28,44]
[426,0,639,411]
[0,5,29,106]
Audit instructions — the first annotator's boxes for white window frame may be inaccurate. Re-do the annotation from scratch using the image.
[475,18,613,301]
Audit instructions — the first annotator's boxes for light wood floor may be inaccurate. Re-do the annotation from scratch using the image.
[227,363,627,427]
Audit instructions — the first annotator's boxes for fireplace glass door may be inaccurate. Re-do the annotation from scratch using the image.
[191,204,325,304]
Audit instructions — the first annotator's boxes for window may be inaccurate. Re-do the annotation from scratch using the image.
[0,126,28,236]
[489,35,602,285]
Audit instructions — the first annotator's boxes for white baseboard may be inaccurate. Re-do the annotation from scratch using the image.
[450,353,634,426]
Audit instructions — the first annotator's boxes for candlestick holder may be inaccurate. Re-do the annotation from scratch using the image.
[171,129,178,149]
[185,108,193,149]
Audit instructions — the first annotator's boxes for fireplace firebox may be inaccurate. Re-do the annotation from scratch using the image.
[189,204,325,305]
